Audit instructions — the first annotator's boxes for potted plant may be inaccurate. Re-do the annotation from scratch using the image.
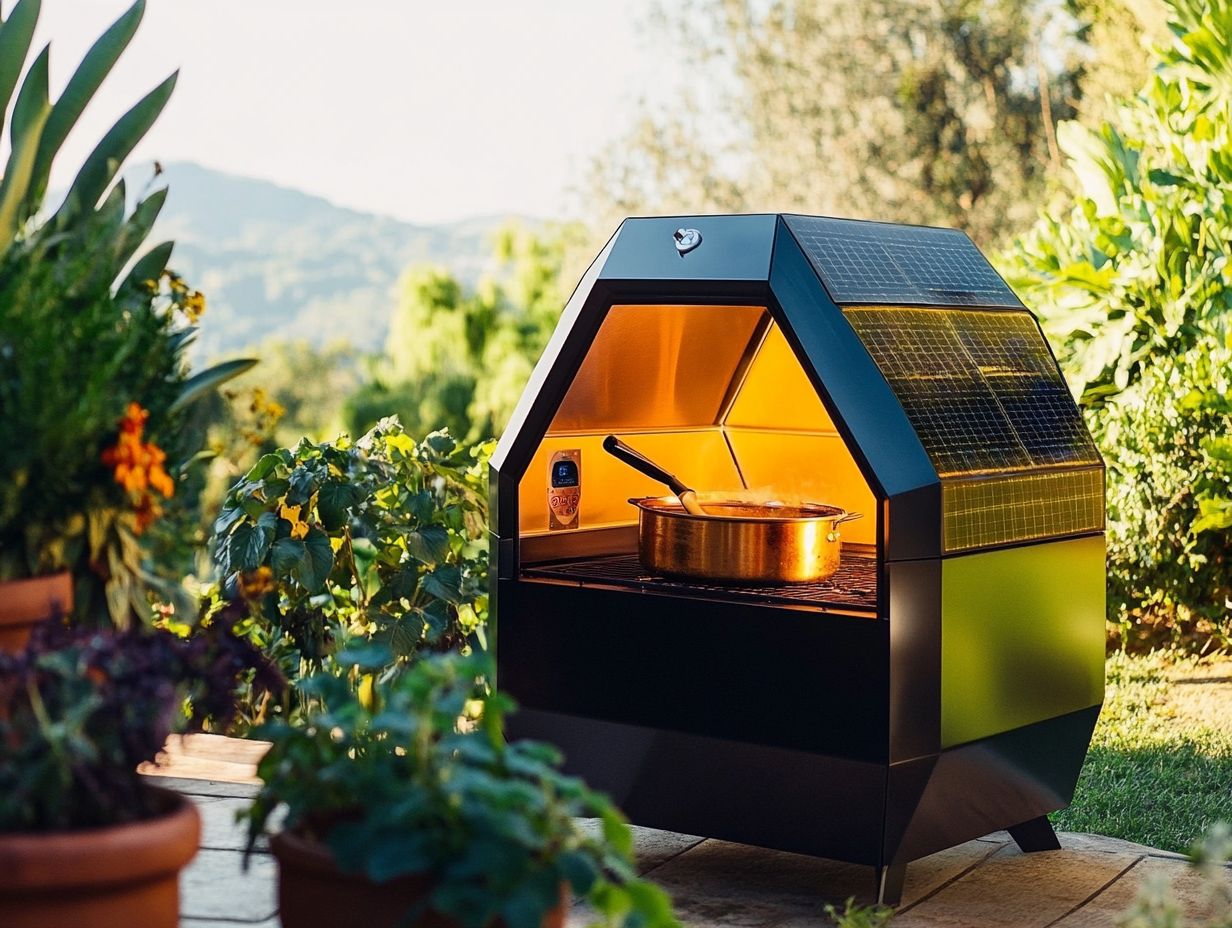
[244,648,679,928]
[0,602,281,927]
[0,0,254,645]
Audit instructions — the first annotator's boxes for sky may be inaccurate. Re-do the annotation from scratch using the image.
[35,1,682,225]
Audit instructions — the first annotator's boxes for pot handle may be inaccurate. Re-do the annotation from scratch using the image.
[603,435,693,500]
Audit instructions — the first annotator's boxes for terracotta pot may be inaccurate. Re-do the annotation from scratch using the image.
[0,571,73,652]
[272,829,568,928]
[0,786,200,928]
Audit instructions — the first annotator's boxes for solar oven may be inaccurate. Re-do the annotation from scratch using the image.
[491,215,1105,904]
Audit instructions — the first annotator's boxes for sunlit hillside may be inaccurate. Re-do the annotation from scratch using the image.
[137,162,528,358]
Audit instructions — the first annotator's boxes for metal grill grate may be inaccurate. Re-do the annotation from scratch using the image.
[522,553,879,613]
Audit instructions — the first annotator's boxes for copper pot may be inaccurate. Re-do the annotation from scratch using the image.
[629,496,862,584]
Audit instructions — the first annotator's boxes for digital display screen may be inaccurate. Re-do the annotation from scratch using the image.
[551,460,579,488]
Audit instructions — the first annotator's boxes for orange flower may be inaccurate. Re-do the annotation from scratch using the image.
[102,403,175,535]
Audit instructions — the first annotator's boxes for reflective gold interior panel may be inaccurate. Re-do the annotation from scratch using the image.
[725,430,875,546]
[725,325,834,431]
[549,305,765,433]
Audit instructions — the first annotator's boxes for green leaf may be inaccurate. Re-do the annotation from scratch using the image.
[247,511,278,566]
[171,358,258,411]
[25,0,144,214]
[421,564,463,604]
[421,600,451,640]
[405,524,449,565]
[0,44,50,251]
[213,504,244,538]
[363,832,431,883]
[622,880,680,928]
[227,512,277,572]
[0,0,41,129]
[285,467,317,506]
[246,452,284,483]
[317,481,363,531]
[273,529,333,592]
[324,820,375,875]
[110,186,166,277]
[1147,168,1188,188]
[557,850,599,894]
[600,807,633,858]
[58,69,177,220]
[270,536,305,578]
[119,240,173,294]
[336,641,394,671]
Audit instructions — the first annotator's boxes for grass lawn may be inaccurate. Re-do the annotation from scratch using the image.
[1052,651,1232,853]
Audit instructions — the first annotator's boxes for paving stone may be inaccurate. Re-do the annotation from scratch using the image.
[644,840,887,927]
[180,847,278,922]
[893,843,1141,927]
[1052,856,1230,928]
[142,734,269,785]
[577,819,705,874]
[1061,831,1188,861]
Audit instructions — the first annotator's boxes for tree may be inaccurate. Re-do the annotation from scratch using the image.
[345,225,582,442]
[588,0,1086,247]
[1067,0,1168,125]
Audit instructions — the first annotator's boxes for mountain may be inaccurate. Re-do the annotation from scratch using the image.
[134,162,526,359]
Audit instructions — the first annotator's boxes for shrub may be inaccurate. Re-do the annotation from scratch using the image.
[1002,0,1232,649]
[211,419,490,727]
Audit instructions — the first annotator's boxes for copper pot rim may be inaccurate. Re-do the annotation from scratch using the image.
[629,495,859,525]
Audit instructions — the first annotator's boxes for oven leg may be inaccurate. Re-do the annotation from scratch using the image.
[875,862,907,907]
[1008,815,1062,853]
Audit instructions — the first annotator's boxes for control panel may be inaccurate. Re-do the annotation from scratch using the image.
[548,449,581,531]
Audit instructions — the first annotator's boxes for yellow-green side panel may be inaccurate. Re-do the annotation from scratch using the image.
[941,536,1105,748]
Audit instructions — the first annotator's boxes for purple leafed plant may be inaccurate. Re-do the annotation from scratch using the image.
[0,603,283,832]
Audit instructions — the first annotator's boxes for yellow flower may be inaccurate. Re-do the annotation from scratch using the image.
[182,290,206,323]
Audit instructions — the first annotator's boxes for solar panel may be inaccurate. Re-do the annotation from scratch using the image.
[843,307,1101,477]
[784,215,1022,307]
[943,469,1105,552]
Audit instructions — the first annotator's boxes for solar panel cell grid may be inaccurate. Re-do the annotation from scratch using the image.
[785,215,1023,307]
[943,469,1105,552]
[843,307,1100,477]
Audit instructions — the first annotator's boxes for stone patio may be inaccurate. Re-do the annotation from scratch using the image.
[152,735,1230,927]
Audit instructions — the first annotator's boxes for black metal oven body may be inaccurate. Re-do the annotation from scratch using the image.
[491,215,1106,903]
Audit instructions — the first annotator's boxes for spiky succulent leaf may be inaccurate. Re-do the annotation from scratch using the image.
[57,69,176,222]
[172,358,258,412]
[23,0,145,217]
[0,0,40,131]
[111,186,166,279]
[0,44,51,250]
[118,239,173,295]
